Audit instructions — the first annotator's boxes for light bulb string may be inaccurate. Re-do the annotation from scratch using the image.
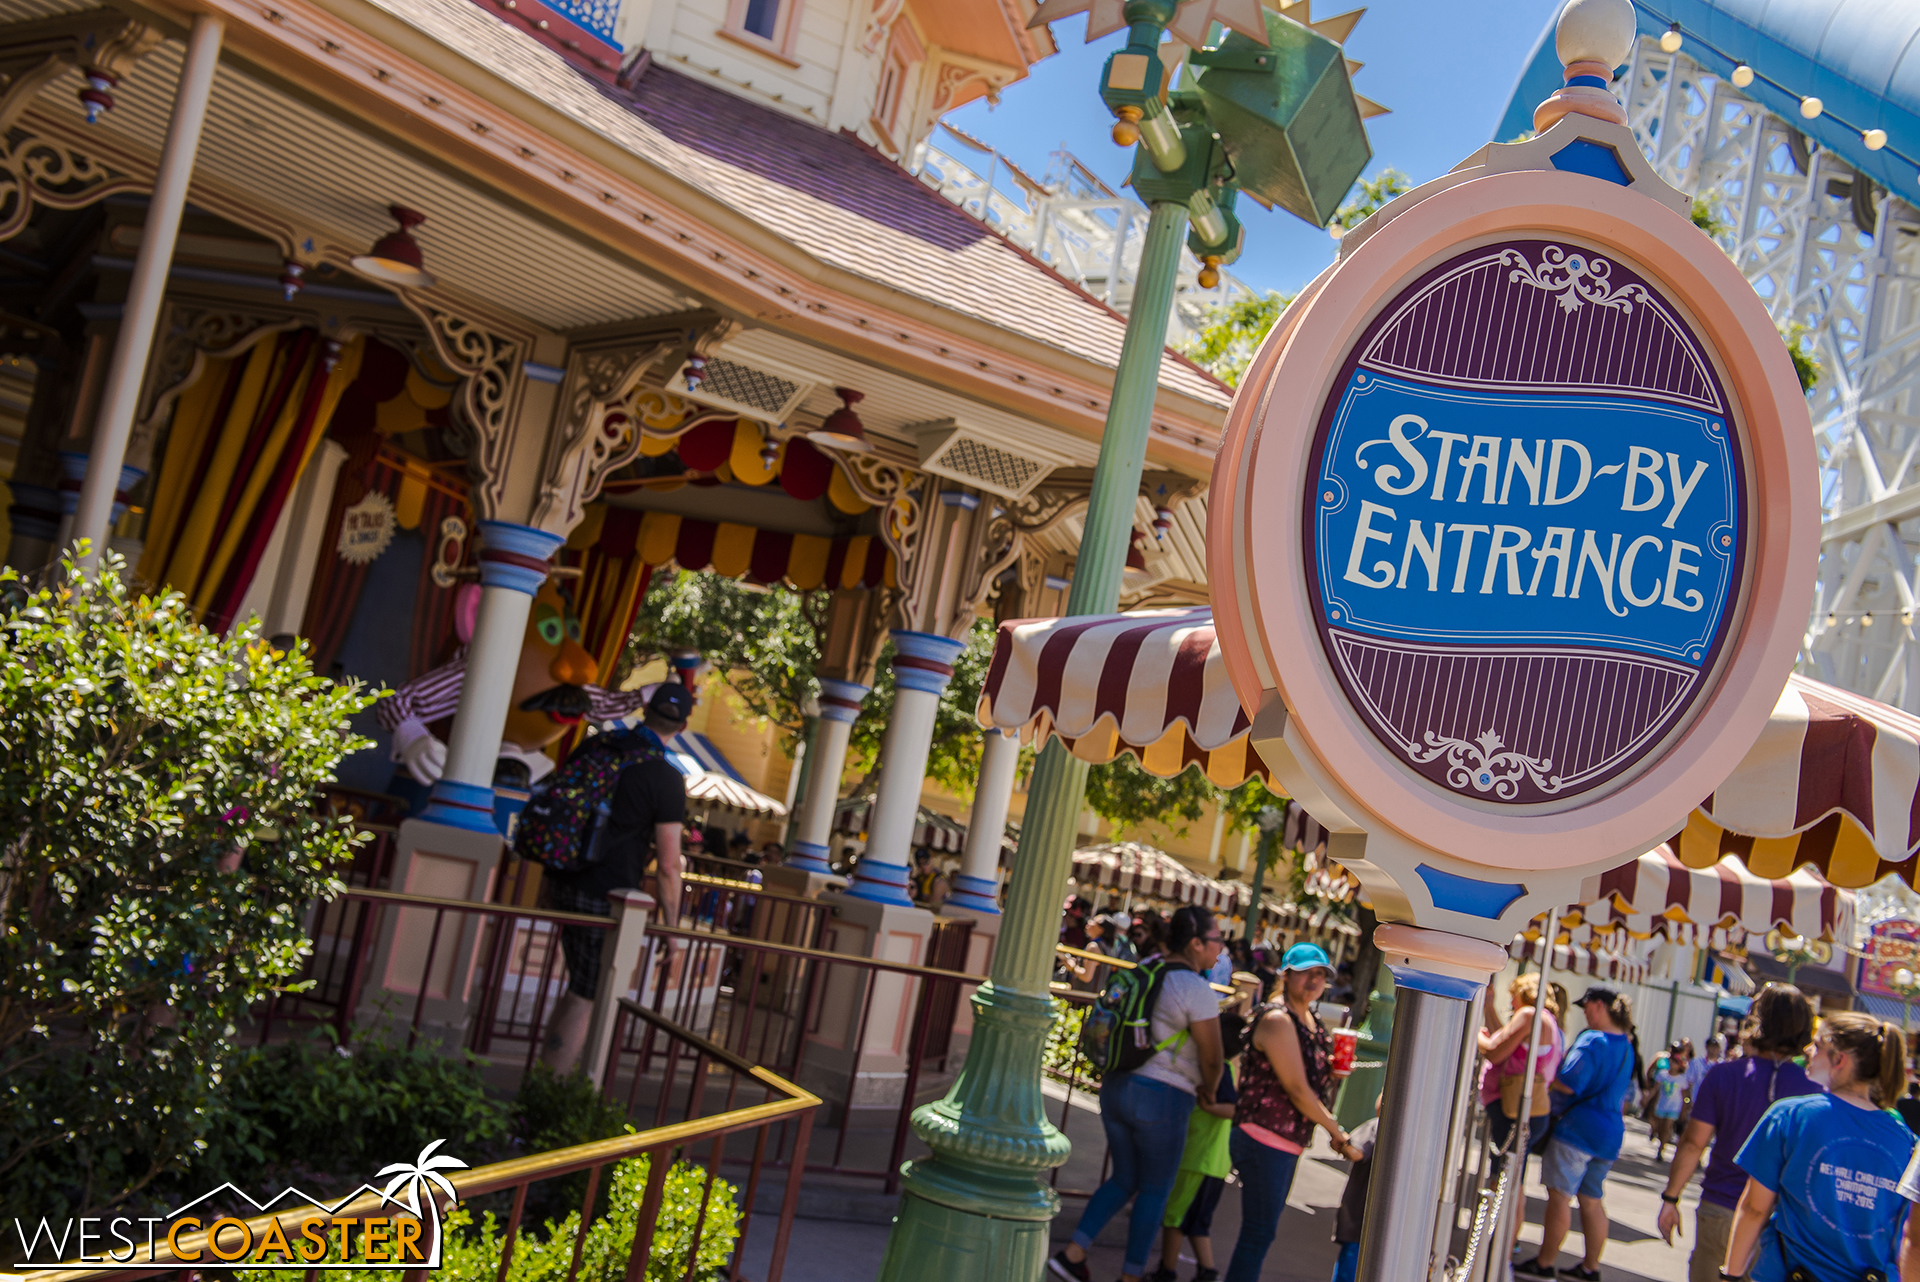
[1630,7,1916,182]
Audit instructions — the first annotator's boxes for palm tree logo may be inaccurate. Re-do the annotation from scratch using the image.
[377,1139,468,1217]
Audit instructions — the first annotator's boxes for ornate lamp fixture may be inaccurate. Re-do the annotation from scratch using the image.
[350,206,437,288]
[78,68,118,123]
[806,388,873,453]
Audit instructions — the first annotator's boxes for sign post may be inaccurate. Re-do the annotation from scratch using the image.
[1207,2,1817,1276]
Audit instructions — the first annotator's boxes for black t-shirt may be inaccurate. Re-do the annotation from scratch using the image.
[560,752,687,897]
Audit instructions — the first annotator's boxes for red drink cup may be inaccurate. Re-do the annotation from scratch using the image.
[1330,1028,1358,1078]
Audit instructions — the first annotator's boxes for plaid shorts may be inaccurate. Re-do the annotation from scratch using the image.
[546,876,612,999]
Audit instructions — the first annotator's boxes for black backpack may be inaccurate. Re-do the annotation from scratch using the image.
[1077,957,1192,1079]
[512,729,664,873]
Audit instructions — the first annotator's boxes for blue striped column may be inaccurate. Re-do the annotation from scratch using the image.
[787,677,870,875]
[419,520,565,832]
[846,630,967,906]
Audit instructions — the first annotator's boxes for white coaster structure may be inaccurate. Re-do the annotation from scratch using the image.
[1606,32,1920,706]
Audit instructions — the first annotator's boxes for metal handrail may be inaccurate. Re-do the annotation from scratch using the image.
[339,885,614,928]
[681,870,825,907]
[647,921,987,984]
[20,1006,822,1282]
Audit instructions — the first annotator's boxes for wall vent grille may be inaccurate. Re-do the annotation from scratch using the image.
[666,356,812,421]
[913,419,1053,498]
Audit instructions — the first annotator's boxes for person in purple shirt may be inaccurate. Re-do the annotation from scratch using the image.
[1656,984,1818,1282]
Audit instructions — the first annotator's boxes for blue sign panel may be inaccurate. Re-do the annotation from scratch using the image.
[1314,371,1738,666]
[1302,240,1748,806]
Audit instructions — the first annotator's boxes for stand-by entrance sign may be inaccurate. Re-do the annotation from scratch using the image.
[1209,105,1815,940]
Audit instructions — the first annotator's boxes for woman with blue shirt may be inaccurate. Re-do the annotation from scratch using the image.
[1516,986,1639,1281]
[1726,1012,1920,1282]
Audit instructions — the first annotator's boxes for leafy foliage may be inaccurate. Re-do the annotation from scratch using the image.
[1779,319,1822,394]
[624,570,826,747]
[1691,195,1733,240]
[507,1064,631,1226]
[190,1032,509,1190]
[231,1150,739,1282]
[0,553,376,1218]
[1330,167,1412,232]
[846,618,999,799]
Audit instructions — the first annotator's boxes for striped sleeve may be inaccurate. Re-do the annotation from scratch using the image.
[377,647,469,731]
[587,684,648,723]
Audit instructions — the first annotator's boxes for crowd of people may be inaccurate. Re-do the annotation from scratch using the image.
[1041,898,1920,1282]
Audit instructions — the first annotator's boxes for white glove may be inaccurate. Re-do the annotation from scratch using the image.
[392,718,448,785]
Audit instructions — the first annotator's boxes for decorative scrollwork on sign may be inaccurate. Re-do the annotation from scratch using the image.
[1407,728,1565,801]
[531,340,673,534]
[1500,245,1649,316]
[0,132,139,243]
[411,303,531,521]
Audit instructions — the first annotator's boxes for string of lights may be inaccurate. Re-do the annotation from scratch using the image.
[1635,7,1914,191]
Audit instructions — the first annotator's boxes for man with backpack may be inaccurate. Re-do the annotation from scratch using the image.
[534,681,693,1074]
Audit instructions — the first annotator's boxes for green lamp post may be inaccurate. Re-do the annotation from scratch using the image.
[873,7,1372,1279]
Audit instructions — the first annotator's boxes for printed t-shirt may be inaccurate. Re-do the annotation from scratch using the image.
[1133,964,1222,1095]
[1478,1017,1564,1105]
[1550,1029,1637,1161]
[1653,1062,1688,1118]
[1691,1058,1821,1210]
[1734,1093,1917,1282]
[1178,1065,1240,1177]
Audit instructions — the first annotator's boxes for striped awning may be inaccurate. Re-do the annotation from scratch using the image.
[833,797,973,854]
[596,507,892,591]
[979,608,1267,786]
[602,716,789,818]
[1508,937,1651,985]
[1580,844,1851,943]
[1676,673,1920,888]
[1072,841,1235,912]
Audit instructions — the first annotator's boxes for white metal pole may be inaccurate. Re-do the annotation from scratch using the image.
[73,14,225,563]
[950,727,1018,913]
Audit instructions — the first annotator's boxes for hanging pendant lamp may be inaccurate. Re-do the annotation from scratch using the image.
[351,206,437,288]
[806,388,873,453]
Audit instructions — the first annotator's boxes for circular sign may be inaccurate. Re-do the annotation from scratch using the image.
[1306,238,1744,808]
[1210,166,1816,880]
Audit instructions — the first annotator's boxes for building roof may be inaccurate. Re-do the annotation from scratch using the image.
[1499,1,1920,201]
[369,0,1231,411]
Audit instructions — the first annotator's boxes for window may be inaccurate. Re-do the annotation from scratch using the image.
[723,0,800,63]
[870,19,923,146]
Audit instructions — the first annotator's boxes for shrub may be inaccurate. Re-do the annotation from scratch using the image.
[230,1149,740,1282]
[507,1064,630,1227]
[0,554,376,1219]
[191,1032,509,1188]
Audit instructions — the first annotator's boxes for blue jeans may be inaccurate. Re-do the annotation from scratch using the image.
[1071,1072,1195,1275]
[1225,1127,1303,1282]
[1331,1240,1360,1282]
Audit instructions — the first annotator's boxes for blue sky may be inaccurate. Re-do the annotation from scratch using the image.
[946,0,1565,299]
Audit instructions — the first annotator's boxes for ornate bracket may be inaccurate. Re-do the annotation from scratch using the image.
[530,336,673,534]
[0,11,160,133]
[406,299,535,521]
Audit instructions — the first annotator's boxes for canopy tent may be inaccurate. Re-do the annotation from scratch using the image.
[1073,841,1233,912]
[1508,936,1651,985]
[984,609,1920,893]
[1570,843,1852,943]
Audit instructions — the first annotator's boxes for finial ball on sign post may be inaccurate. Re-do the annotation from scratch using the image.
[1554,0,1636,69]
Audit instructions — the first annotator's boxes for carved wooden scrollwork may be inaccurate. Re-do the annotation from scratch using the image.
[412,303,532,520]
[531,338,673,534]
[0,131,138,242]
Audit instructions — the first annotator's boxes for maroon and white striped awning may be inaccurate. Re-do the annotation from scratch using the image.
[1072,842,1234,912]
[1508,936,1651,985]
[980,608,1267,786]
[1578,843,1851,942]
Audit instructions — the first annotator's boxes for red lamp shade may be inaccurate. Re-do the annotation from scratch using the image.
[351,205,437,288]
[807,387,872,453]
[1122,532,1152,591]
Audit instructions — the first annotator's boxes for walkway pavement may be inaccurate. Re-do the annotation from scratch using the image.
[738,1113,1707,1282]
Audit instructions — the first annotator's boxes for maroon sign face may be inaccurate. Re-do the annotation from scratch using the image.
[1303,239,1748,808]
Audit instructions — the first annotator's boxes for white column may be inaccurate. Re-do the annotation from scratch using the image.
[949,727,1019,913]
[846,629,967,906]
[73,14,224,563]
[418,520,564,832]
[786,678,869,874]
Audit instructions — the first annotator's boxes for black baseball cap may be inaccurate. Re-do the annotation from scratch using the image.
[647,682,694,723]
[1574,986,1619,1008]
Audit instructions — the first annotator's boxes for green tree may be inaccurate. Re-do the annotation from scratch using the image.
[0,553,375,1218]
[1779,319,1822,394]
[624,569,827,747]
[1182,168,1409,387]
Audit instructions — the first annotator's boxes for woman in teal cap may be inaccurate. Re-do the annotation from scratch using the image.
[1223,942,1360,1282]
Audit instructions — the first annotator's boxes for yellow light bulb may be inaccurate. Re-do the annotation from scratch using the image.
[1731,64,1754,88]
[1866,128,1888,150]
[1660,24,1683,52]
[1801,96,1824,120]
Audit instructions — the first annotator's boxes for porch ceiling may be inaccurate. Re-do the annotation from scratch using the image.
[23,21,697,330]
